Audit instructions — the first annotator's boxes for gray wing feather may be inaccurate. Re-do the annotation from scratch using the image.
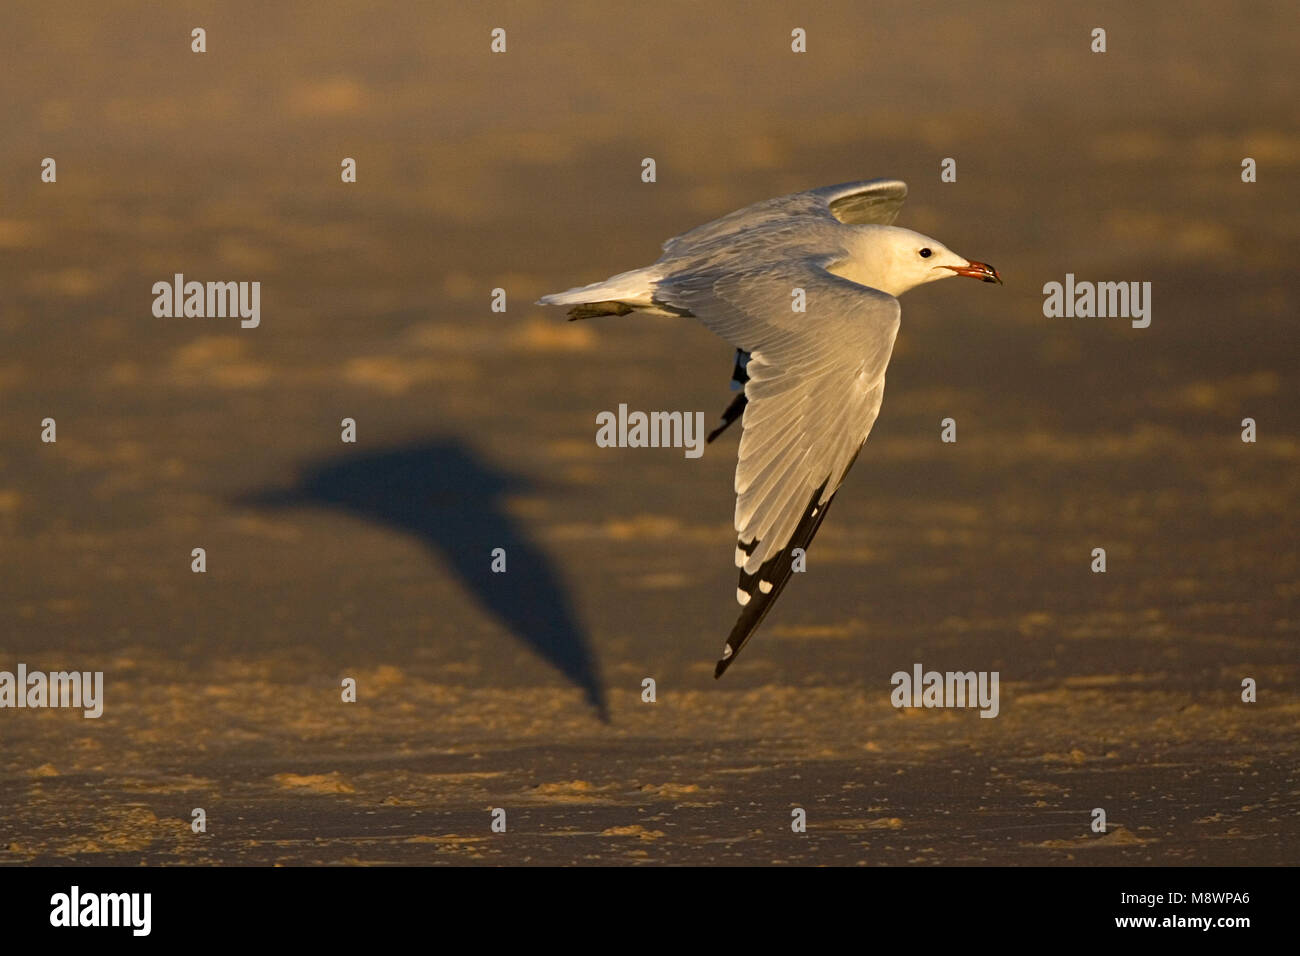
[815,179,908,225]
[657,263,901,573]
[660,179,907,257]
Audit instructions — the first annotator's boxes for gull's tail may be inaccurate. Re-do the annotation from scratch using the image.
[537,266,662,321]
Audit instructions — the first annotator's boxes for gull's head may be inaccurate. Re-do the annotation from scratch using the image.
[841,226,1002,297]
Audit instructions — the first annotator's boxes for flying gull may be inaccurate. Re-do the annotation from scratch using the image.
[538,179,1001,677]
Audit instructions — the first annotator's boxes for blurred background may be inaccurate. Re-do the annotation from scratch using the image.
[0,1,1296,864]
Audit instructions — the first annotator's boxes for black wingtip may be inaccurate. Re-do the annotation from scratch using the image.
[707,391,748,444]
[708,481,841,679]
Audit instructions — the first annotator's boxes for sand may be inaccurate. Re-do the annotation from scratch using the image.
[0,1,1296,865]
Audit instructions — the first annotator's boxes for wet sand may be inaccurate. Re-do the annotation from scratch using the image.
[0,1,1296,864]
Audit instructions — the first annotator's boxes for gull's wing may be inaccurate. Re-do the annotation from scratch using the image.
[813,179,909,225]
[661,179,907,257]
[656,262,902,675]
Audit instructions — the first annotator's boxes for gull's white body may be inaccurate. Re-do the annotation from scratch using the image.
[538,179,1001,676]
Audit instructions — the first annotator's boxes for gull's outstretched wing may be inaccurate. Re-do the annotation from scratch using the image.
[656,262,902,676]
[660,179,907,258]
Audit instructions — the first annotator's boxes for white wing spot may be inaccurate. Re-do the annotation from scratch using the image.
[736,587,751,606]
[759,580,773,594]
[721,644,733,659]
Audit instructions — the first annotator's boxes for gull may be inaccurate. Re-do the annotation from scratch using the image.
[538,179,1001,677]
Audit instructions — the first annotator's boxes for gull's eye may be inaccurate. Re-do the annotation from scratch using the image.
[919,248,932,258]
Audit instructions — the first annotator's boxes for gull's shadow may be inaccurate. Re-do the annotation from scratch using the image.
[241,439,607,719]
